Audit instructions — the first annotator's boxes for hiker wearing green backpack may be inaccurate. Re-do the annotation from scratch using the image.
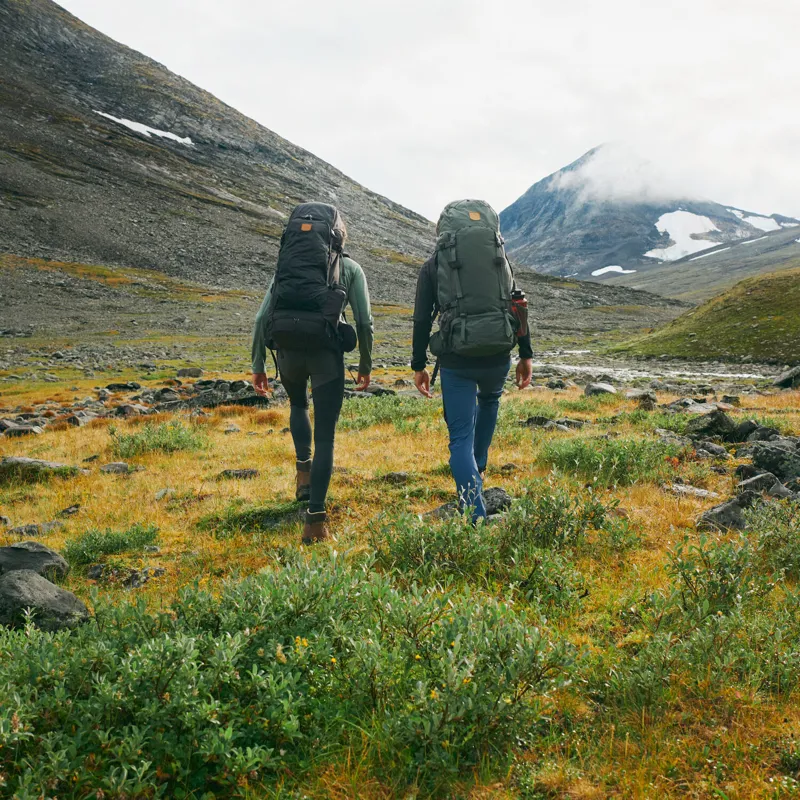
[251,203,373,544]
[412,200,533,520]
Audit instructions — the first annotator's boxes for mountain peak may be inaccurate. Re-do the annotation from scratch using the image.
[499,147,800,295]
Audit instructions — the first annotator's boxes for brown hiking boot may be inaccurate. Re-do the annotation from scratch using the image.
[302,510,329,545]
[295,459,311,502]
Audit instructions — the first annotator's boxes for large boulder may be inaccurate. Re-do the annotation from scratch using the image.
[0,457,89,482]
[0,570,89,631]
[177,367,203,378]
[775,366,800,389]
[697,492,759,532]
[751,440,800,481]
[0,542,69,579]
[585,383,616,397]
[685,409,737,440]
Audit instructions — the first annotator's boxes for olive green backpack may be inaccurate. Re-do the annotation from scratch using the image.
[429,199,519,358]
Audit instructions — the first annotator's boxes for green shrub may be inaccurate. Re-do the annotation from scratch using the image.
[109,421,208,458]
[0,554,573,796]
[540,436,682,487]
[497,480,609,550]
[63,523,159,566]
[667,534,773,620]
[747,500,800,579]
[339,395,440,431]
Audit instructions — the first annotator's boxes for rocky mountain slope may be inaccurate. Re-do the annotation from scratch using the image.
[500,146,800,295]
[608,225,800,302]
[615,265,800,365]
[0,0,433,302]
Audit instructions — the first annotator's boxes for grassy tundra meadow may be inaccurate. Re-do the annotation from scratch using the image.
[2,347,800,799]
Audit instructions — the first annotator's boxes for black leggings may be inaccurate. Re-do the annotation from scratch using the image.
[277,349,345,513]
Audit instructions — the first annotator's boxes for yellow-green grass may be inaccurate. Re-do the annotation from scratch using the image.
[1,383,800,797]
[615,266,800,364]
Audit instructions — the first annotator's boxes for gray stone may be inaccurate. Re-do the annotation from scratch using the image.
[177,367,203,378]
[106,382,141,392]
[382,471,410,485]
[155,487,176,501]
[3,425,44,437]
[0,570,89,631]
[0,516,9,527]
[0,457,89,481]
[585,382,616,396]
[100,462,135,475]
[0,541,69,579]
[667,484,720,499]
[8,521,63,537]
[224,424,241,434]
[752,440,800,481]
[774,366,800,389]
[698,491,760,532]
[696,441,730,458]
[736,473,781,494]
[685,409,737,440]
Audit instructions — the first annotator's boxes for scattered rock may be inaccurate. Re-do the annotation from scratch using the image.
[218,469,259,480]
[721,395,741,406]
[0,516,9,527]
[500,463,519,474]
[224,424,241,434]
[8,521,63,537]
[698,492,759,532]
[0,542,69,579]
[177,368,203,378]
[0,569,89,631]
[667,484,720,499]
[3,425,44,437]
[106,382,141,392]
[0,457,88,481]
[696,441,730,459]
[59,504,81,517]
[736,473,781,494]
[751,440,800,481]
[685,409,737,440]
[485,487,513,515]
[83,454,100,463]
[155,487,176,501]
[774,366,800,389]
[100,462,134,475]
[585,383,616,396]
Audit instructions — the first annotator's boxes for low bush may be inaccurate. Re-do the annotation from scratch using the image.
[370,481,602,613]
[63,523,159,566]
[109,421,208,458]
[0,554,573,797]
[540,436,683,487]
[747,500,800,579]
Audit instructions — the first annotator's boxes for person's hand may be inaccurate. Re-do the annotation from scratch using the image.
[515,359,533,390]
[414,369,433,398]
[355,372,371,391]
[252,372,271,397]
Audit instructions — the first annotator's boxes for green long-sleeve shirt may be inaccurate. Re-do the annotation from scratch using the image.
[251,255,374,375]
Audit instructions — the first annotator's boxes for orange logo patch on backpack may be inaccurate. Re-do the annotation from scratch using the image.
[469,211,481,221]
[301,223,313,231]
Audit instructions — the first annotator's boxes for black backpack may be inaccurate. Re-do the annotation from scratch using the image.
[266,203,349,352]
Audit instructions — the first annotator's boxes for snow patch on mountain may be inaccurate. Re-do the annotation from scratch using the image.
[744,215,781,232]
[781,222,799,228]
[690,247,730,261]
[644,211,719,261]
[742,236,768,245]
[591,265,637,276]
[94,111,194,146]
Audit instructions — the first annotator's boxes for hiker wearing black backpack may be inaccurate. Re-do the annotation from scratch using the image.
[251,203,373,544]
[412,200,533,521]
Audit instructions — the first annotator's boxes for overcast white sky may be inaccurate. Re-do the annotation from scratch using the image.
[58,0,800,221]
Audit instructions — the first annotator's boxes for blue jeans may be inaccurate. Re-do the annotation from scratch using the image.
[440,361,510,519]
